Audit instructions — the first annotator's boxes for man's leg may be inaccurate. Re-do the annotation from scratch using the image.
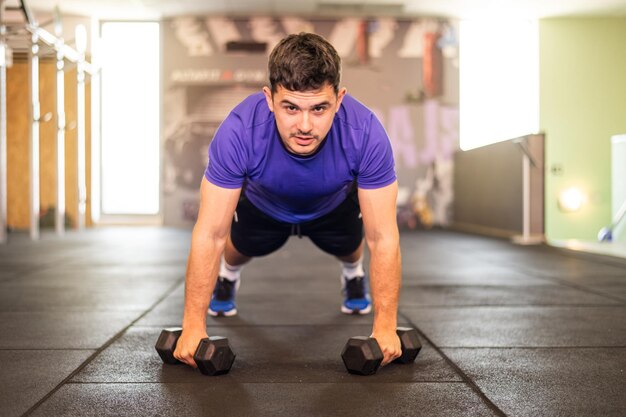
[337,240,371,315]
[209,237,252,317]
[304,193,371,315]
[209,196,290,317]
[224,235,252,266]
[218,235,251,282]
[337,240,363,263]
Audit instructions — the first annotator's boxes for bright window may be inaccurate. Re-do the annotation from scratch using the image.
[459,19,539,151]
[100,22,160,214]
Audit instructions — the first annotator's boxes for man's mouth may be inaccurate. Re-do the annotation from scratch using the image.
[294,135,316,146]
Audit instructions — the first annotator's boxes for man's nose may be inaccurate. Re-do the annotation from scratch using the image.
[298,111,312,134]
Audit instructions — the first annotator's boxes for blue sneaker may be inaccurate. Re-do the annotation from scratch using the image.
[341,275,372,315]
[208,277,239,317]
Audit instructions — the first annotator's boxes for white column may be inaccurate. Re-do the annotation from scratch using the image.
[76,24,88,230]
[29,33,40,240]
[0,1,8,243]
[55,45,66,235]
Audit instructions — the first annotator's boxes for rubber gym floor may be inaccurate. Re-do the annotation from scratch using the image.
[0,227,625,417]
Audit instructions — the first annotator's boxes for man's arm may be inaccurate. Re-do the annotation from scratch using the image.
[358,180,402,365]
[174,177,241,367]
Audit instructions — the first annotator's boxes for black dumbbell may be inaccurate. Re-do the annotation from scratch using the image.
[341,327,421,375]
[155,327,236,376]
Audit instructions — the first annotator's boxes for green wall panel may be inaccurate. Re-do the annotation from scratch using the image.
[540,18,626,240]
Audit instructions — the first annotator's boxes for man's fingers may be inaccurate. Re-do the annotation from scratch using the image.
[183,357,198,368]
[173,349,197,368]
[380,349,402,366]
[179,354,197,368]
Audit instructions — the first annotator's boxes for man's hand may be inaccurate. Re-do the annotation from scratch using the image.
[173,328,208,368]
[371,329,402,366]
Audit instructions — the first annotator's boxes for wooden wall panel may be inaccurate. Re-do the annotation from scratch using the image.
[6,62,30,230]
[64,66,78,227]
[6,59,92,231]
[85,78,93,227]
[39,61,57,220]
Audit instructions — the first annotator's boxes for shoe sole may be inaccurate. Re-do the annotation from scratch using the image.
[340,274,371,315]
[341,304,372,315]
[208,278,240,317]
[208,308,238,317]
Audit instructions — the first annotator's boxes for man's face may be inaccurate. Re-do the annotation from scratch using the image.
[263,84,346,156]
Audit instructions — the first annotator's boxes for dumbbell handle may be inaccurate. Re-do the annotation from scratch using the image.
[342,327,421,375]
[155,328,231,368]
[356,327,417,361]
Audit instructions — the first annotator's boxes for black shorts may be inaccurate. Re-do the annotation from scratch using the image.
[230,191,363,258]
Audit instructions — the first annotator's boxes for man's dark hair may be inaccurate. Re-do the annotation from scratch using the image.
[268,32,341,94]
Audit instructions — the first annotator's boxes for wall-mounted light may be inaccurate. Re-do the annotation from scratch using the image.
[558,187,586,212]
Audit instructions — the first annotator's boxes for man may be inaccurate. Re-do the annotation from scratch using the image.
[174,33,402,367]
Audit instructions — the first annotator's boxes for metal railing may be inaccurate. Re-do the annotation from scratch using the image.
[598,199,626,242]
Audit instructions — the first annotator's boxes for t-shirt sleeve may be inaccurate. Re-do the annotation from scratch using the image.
[357,114,397,189]
[204,113,248,188]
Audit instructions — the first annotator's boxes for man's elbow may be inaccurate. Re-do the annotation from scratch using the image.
[191,225,229,251]
[365,230,400,253]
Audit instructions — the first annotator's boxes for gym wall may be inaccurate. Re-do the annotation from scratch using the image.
[540,17,626,241]
[453,134,545,238]
[161,17,460,228]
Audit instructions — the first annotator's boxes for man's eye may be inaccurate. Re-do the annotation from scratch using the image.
[286,106,297,112]
[313,107,326,113]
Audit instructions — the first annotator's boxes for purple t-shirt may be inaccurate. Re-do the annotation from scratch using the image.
[205,92,396,223]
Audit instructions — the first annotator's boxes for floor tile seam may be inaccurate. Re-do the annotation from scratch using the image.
[0,264,55,284]
[62,380,470,385]
[509,267,626,304]
[401,284,586,288]
[401,304,626,310]
[0,348,97,351]
[131,324,410,329]
[548,245,626,268]
[467,249,623,276]
[397,311,507,417]
[478,258,626,304]
[0,309,150,314]
[454,242,626,268]
[19,276,186,417]
[438,346,626,350]
[399,303,624,307]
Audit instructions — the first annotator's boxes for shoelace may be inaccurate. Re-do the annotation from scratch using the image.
[214,278,236,300]
[345,277,365,299]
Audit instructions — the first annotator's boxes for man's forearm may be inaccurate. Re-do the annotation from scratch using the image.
[181,231,226,330]
[368,239,401,333]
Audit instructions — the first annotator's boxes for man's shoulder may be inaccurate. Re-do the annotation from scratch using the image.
[230,92,272,129]
[337,94,375,127]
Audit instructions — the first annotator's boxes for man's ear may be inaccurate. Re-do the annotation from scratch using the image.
[335,87,347,110]
[262,86,274,112]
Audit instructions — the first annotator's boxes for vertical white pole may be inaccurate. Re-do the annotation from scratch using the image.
[76,62,86,229]
[522,152,530,240]
[88,20,100,225]
[0,0,8,243]
[0,54,6,243]
[29,32,40,240]
[55,46,65,235]
[512,136,543,245]
[76,24,88,230]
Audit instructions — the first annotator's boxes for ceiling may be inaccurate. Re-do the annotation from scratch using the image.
[19,0,626,20]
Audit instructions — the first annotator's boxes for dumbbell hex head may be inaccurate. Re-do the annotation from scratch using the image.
[194,336,236,376]
[393,327,422,364]
[341,336,384,376]
[155,328,183,364]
